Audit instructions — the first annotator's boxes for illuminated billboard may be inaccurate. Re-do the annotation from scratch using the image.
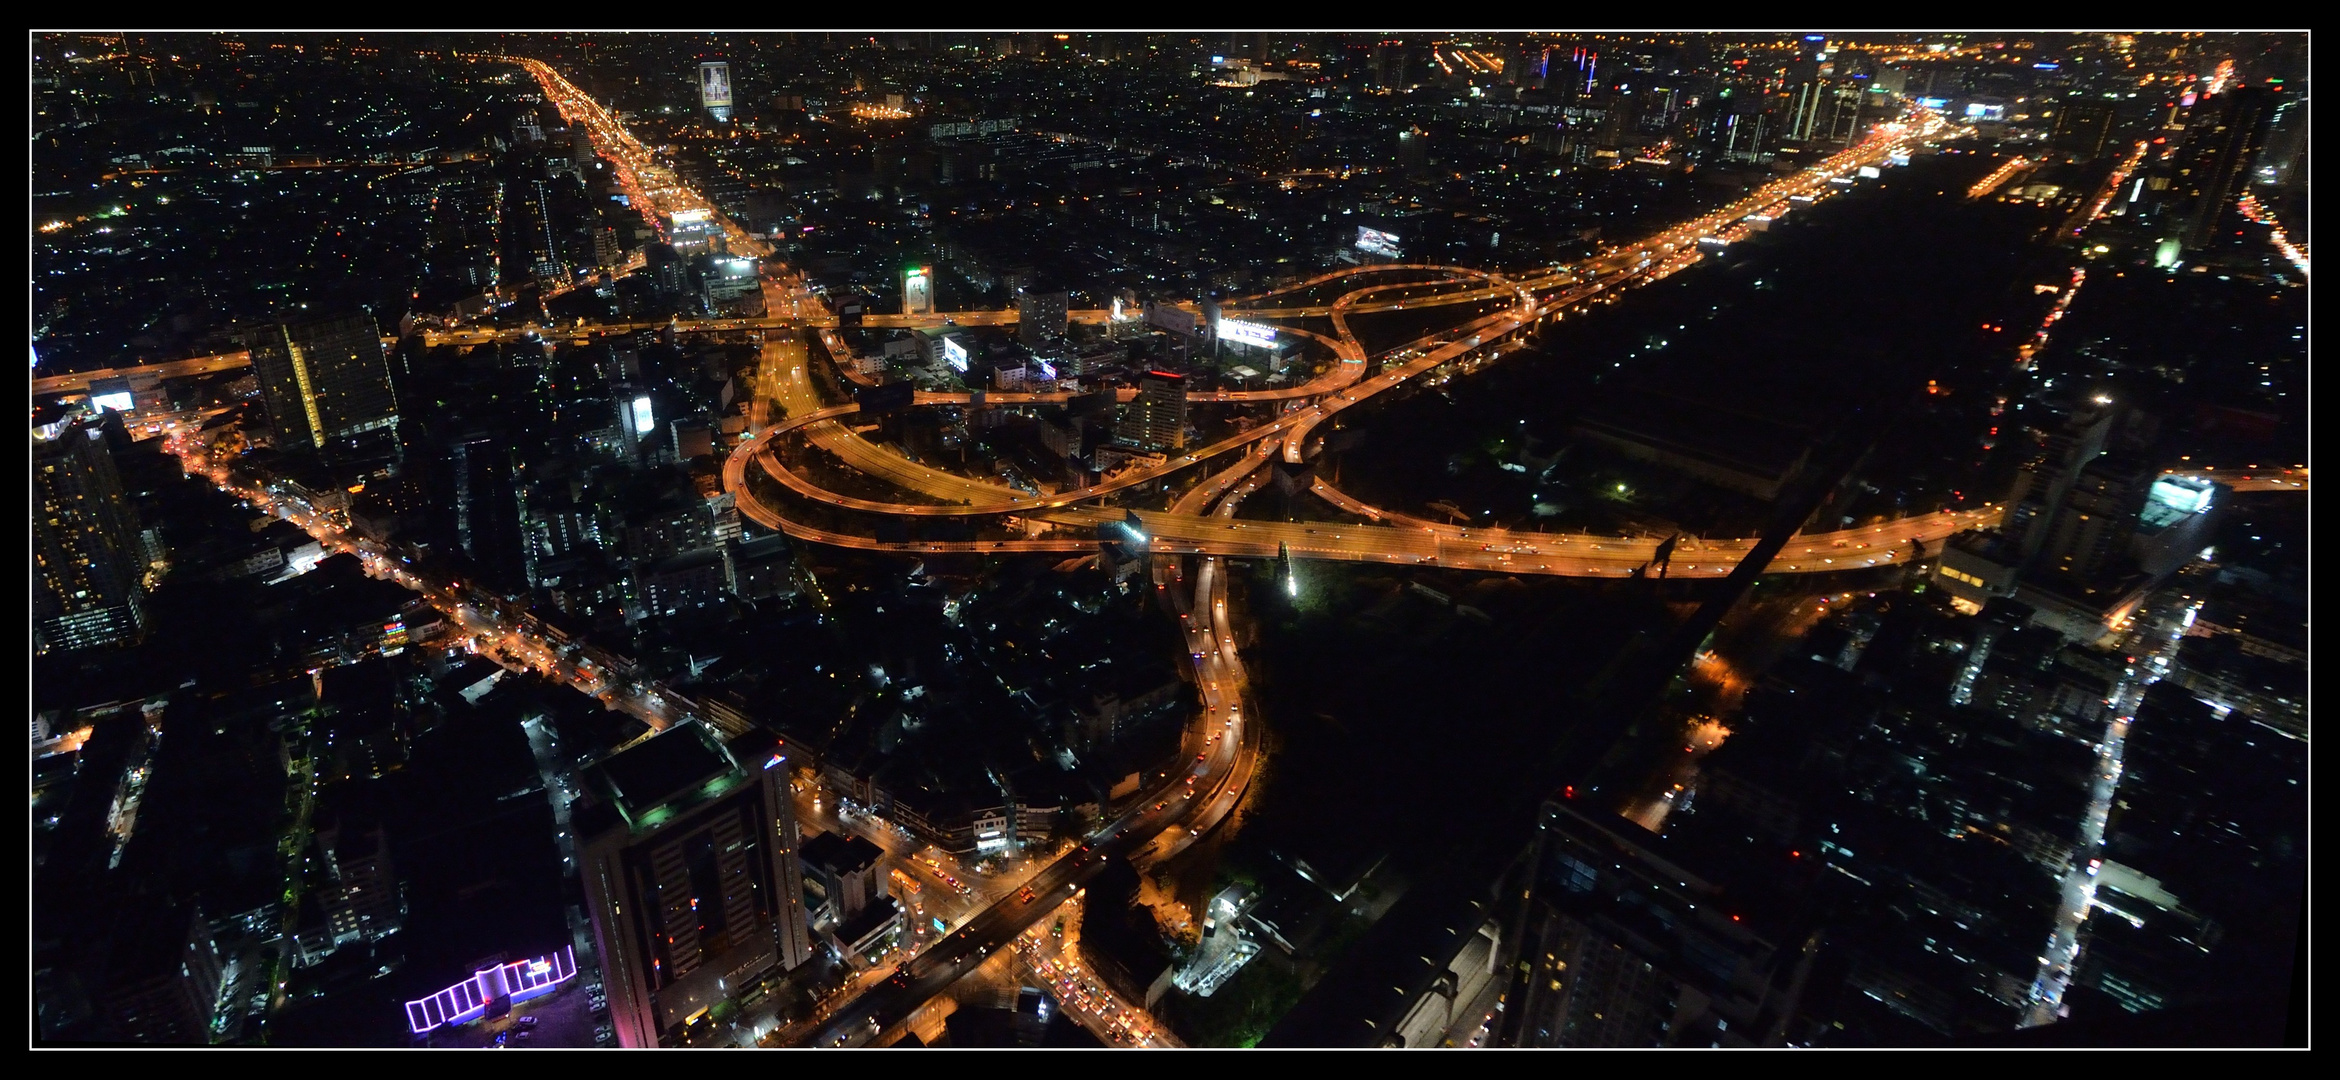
[1218,319,1278,349]
[630,395,655,435]
[1965,102,2007,122]
[405,947,577,1034]
[1917,97,1950,110]
[941,336,969,371]
[700,62,733,111]
[1355,226,1404,259]
[89,377,135,413]
[2147,475,2215,517]
[903,266,934,316]
[1858,165,1882,179]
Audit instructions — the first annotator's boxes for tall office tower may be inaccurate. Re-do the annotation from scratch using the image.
[441,430,527,594]
[575,723,810,1048]
[1494,799,1814,1048]
[1016,286,1069,345]
[1369,41,1413,90]
[2037,453,2154,581]
[2052,99,2119,159]
[94,903,226,1044]
[1396,128,1431,175]
[1507,43,1548,88]
[1785,79,1829,142]
[521,178,566,284]
[33,410,149,654]
[1118,369,1187,452]
[1782,34,1831,142]
[2006,400,2118,564]
[2170,86,2276,253]
[243,311,400,453]
[2259,95,2309,189]
[902,264,936,318]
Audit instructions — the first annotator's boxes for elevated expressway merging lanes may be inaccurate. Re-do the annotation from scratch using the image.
[729,114,1957,579]
[753,107,1969,1047]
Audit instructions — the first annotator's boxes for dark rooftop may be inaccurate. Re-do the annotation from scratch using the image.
[801,831,884,877]
[585,722,738,825]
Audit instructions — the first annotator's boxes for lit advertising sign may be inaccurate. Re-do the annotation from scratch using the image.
[941,336,968,371]
[90,390,135,413]
[1917,97,1950,110]
[1355,226,1404,259]
[903,266,933,315]
[700,62,733,111]
[1888,151,1912,167]
[1858,165,1882,179]
[405,946,577,1034]
[2148,476,2214,516]
[1965,102,2006,122]
[631,395,654,435]
[671,208,712,226]
[1218,319,1278,349]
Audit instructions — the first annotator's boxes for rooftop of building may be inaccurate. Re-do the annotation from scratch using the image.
[582,721,746,832]
[800,830,884,877]
[834,895,902,947]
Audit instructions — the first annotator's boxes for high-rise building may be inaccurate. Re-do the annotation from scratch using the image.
[519,178,566,285]
[243,312,400,453]
[33,409,149,654]
[1369,41,1414,90]
[2168,87,2276,253]
[1506,43,1548,89]
[94,903,225,1045]
[1016,286,1069,345]
[1118,369,1186,452]
[2258,96,2309,189]
[2051,99,2119,159]
[1493,799,1815,1047]
[2037,453,2154,581]
[902,264,936,318]
[575,723,810,1048]
[2007,399,2118,565]
[441,430,527,592]
[800,831,887,929]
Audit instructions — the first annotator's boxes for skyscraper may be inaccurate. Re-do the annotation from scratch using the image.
[243,312,400,452]
[33,408,149,654]
[1493,799,1814,1047]
[2037,453,2154,581]
[575,723,810,1047]
[1118,369,1187,452]
[2169,87,2275,253]
[1016,286,1068,346]
[2051,99,2119,159]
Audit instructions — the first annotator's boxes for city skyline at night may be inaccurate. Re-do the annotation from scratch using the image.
[32,30,2306,1050]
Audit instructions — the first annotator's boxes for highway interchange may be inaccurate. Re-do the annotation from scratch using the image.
[75,63,2302,1047]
